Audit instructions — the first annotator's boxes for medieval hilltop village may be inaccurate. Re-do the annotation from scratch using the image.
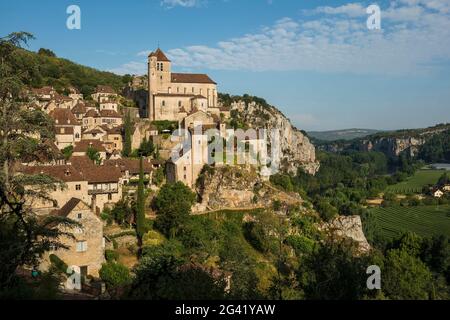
[17,47,377,292]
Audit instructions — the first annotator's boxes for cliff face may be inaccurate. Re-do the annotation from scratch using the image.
[229,101,319,175]
[360,137,426,157]
[318,124,450,158]
[194,166,302,212]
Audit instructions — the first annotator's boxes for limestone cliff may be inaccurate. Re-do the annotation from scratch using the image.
[228,100,319,175]
[321,216,371,253]
[194,165,302,212]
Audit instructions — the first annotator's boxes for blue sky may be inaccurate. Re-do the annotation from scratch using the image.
[1,0,450,131]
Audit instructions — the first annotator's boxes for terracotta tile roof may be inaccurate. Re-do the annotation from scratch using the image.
[81,165,122,183]
[100,109,121,118]
[101,125,123,134]
[54,94,73,102]
[51,198,82,217]
[171,73,216,84]
[73,140,107,152]
[71,102,87,114]
[69,155,122,183]
[68,155,96,168]
[84,109,100,118]
[32,86,54,96]
[95,85,116,94]
[49,109,80,126]
[18,164,84,182]
[104,158,153,175]
[149,48,171,62]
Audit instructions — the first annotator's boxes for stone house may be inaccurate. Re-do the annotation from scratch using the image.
[71,101,88,121]
[73,139,107,161]
[39,198,105,279]
[104,158,153,187]
[69,156,123,212]
[49,109,82,150]
[99,98,119,112]
[91,85,118,103]
[17,164,90,210]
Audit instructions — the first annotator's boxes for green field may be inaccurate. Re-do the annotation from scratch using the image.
[386,169,444,194]
[370,205,450,239]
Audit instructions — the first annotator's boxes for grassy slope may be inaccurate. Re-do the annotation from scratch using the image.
[386,169,444,193]
[371,205,450,239]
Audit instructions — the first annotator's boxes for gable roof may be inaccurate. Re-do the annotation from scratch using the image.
[104,158,154,175]
[73,140,107,152]
[50,108,80,126]
[18,164,84,182]
[71,102,87,114]
[95,85,116,94]
[85,109,100,118]
[100,109,121,118]
[69,155,122,183]
[53,198,82,217]
[149,48,171,62]
[171,73,216,85]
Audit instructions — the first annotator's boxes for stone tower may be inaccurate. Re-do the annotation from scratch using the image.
[147,48,172,121]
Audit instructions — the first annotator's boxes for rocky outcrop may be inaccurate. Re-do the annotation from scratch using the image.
[360,136,426,157]
[194,165,302,212]
[322,216,371,253]
[229,101,319,175]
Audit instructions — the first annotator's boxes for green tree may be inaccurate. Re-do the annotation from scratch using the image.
[123,110,132,157]
[154,182,196,238]
[138,137,154,157]
[383,248,432,299]
[61,145,73,160]
[136,157,146,242]
[99,261,131,288]
[86,146,101,165]
[0,32,78,297]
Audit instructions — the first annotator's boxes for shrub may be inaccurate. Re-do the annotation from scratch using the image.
[105,250,119,262]
[99,262,131,289]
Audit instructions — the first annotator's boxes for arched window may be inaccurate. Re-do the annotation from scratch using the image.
[178,101,182,107]
[162,100,165,107]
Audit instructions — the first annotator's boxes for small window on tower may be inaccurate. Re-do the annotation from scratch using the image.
[162,100,165,107]
[161,63,164,71]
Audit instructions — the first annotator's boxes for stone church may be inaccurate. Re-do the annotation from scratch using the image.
[147,48,219,122]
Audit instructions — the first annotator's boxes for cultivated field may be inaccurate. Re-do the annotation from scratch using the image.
[386,169,444,194]
[370,205,450,239]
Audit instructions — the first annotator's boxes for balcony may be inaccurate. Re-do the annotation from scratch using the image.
[88,188,118,195]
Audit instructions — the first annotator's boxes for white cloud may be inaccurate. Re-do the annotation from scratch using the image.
[161,0,203,9]
[313,3,367,17]
[164,2,450,75]
[109,61,146,75]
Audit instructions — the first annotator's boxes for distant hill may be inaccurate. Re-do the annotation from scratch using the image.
[307,129,380,141]
[12,47,129,97]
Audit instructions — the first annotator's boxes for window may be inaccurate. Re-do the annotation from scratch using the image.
[75,184,81,191]
[184,166,187,171]
[77,213,82,219]
[192,87,194,93]
[108,194,112,201]
[75,133,80,139]
[76,241,87,252]
[183,175,187,180]
[184,88,187,94]
[178,101,182,107]
[161,63,164,71]
[162,100,165,107]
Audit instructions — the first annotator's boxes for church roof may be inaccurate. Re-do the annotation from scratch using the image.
[171,73,217,85]
[149,48,171,62]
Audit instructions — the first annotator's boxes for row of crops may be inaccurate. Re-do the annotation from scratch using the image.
[370,205,450,239]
